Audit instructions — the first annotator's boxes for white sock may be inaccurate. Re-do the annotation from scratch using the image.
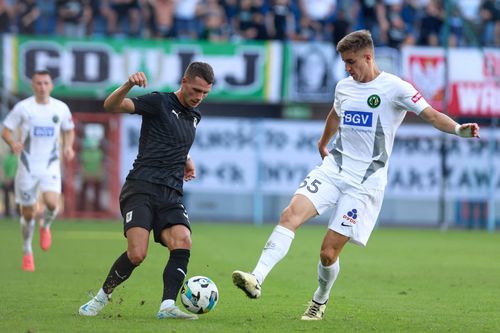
[312,259,340,304]
[252,225,295,285]
[96,288,111,301]
[43,207,58,229]
[160,299,175,310]
[20,217,35,254]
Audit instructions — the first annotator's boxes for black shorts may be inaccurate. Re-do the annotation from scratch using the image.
[119,179,191,246]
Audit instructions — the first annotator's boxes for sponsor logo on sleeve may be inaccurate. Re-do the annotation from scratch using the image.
[411,92,423,103]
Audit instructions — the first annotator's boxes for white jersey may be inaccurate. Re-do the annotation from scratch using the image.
[328,72,430,190]
[3,96,74,174]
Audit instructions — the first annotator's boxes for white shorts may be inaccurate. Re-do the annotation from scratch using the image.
[15,163,62,205]
[294,163,384,247]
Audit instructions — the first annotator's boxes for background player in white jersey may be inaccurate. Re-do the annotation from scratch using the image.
[232,30,480,320]
[1,70,75,271]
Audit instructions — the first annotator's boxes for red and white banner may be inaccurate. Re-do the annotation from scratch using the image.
[402,47,500,117]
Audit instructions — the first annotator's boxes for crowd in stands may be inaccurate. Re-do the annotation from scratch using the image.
[0,0,499,48]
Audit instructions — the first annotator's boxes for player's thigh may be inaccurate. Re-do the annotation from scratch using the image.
[39,166,62,194]
[120,191,154,239]
[294,166,341,216]
[14,173,39,206]
[41,191,59,210]
[328,189,384,247]
[155,191,192,249]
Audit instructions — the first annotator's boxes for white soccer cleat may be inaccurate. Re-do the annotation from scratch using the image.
[232,270,261,299]
[78,290,110,316]
[157,305,198,320]
[301,300,327,320]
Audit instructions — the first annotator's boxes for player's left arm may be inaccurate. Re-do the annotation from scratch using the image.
[62,129,75,161]
[418,106,480,138]
[184,154,196,181]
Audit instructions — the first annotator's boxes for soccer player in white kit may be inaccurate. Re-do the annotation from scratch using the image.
[1,70,75,271]
[232,30,481,320]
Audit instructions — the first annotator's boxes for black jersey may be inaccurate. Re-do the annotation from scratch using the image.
[127,92,201,193]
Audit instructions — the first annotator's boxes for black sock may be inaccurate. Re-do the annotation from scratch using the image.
[162,249,190,302]
[102,252,138,294]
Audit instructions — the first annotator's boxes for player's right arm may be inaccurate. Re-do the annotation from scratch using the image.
[103,72,148,113]
[1,127,23,154]
[317,106,340,159]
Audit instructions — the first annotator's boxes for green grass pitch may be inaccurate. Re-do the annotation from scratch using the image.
[1,219,499,333]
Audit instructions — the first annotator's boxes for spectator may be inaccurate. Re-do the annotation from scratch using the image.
[234,0,267,40]
[55,0,90,37]
[107,0,142,37]
[199,0,230,42]
[479,0,499,46]
[331,8,351,45]
[173,0,200,39]
[15,0,40,35]
[418,0,443,45]
[143,0,175,38]
[0,0,14,33]
[299,0,337,40]
[352,0,387,45]
[293,14,324,41]
[267,0,296,41]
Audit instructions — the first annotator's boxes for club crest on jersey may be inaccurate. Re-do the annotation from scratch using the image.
[343,111,373,127]
[367,94,381,108]
[52,115,59,123]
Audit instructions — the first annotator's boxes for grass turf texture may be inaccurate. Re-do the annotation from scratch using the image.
[1,219,499,333]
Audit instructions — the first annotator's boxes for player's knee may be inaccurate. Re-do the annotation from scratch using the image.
[169,234,192,250]
[128,250,147,265]
[320,248,338,266]
[279,206,300,231]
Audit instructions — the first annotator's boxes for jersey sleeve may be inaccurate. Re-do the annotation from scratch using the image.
[2,102,23,130]
[393,79,430,115]
[61,103,75,131]
[131,92,162,116]
[333,81,342,116]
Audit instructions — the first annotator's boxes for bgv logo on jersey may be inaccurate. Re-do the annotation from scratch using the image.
[34,126,55,136]
[343,111,373,127]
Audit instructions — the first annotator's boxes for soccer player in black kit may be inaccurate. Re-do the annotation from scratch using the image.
[79,62,214,320]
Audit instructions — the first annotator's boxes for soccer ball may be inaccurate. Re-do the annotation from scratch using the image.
[180,276,219,314]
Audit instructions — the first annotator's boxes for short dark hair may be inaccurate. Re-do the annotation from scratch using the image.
[32,69,52,78]
[184,62,215,84]
[336,30,374,54]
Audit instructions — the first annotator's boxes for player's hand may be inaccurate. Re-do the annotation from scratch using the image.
[318,143,329,160]
[184,157,196,181]
[128,72,147,88]
[455,123,480,138]
[10,142,23,155]
[63,146,75,161]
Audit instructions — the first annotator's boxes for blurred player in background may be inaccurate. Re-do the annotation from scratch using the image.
[78,62,214,320]
[232,30,480,320]
[1,69,75,271]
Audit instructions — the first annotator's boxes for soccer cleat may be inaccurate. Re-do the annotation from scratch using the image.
[79,290,110,316]
[39,227,52,251]
[157,305,198,320]
[22,253,35,271]
[301,300,327,320]
[232,270,261,299]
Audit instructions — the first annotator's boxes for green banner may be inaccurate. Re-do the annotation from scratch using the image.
[4,35,281,102]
